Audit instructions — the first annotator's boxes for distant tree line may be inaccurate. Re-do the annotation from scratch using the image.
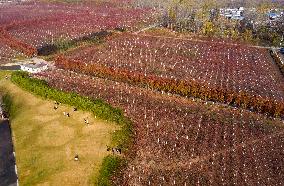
[133,0,284,46]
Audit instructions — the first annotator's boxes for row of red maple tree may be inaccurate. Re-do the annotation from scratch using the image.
[0,27,37,57]
[55,55,284,118]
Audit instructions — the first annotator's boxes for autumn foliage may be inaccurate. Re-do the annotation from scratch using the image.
[55,55,284,117]
[0,27,37,57]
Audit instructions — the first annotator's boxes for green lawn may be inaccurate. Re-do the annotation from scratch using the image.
[0,72,118,185]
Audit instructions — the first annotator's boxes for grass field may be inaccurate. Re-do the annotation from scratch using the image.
[0,71,119,185]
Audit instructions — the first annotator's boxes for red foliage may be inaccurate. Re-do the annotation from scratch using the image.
[0,27,37,57]
[0,1,155,47]
[0,43,22,64]
[55,55,284,118]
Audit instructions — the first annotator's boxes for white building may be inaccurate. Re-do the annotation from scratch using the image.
[20,62,48,73]
[220,7,244,20]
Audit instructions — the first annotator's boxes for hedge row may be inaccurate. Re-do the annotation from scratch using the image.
[55,56,284,118]
[11,71,133,185]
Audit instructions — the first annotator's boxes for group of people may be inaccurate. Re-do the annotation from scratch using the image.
[52,101,93,162]
[53,101,90,125]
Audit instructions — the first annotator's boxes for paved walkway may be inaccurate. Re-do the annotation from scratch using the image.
[0,120,17,186]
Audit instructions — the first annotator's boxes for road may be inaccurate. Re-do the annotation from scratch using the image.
[0,120,17,186]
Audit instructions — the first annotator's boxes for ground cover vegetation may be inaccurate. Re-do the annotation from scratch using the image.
[1,72,119,185]
[36,69,284,185]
